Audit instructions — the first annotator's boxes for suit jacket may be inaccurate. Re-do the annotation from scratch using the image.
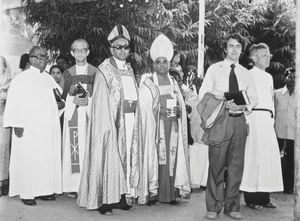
[197,92,230,145]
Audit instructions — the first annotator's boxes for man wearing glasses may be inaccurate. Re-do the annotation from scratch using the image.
[61,39,98,198]
[240,43,283,210]
[3,46,62,206]
[77,24,143,215]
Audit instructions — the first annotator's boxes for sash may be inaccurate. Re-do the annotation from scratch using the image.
[65,68,95,174]
[158,118,179,176]
[154,73,179,176]
[68,108,80,173]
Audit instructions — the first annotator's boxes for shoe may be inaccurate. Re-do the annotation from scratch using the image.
[263,202,276,208]
[21,199,37,206]
[169,200,179,205]
[205,212,218,220]
[98,205,113,215]
[224,212,242,220]
[36,194,56,201]
[284,190,294,194]
[66,192,78,198]
[246,204,263,210]
[121,204,134,210]
[147,200,157,206]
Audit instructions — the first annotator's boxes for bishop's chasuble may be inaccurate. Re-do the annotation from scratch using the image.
[77,57,144,209]
[139,73,191,203]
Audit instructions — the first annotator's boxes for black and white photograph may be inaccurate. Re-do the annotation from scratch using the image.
[0,0,298,220]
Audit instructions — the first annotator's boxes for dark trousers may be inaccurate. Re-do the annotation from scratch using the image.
[206,115,247,213]
[244,192,270,206]
[278,138,294,193]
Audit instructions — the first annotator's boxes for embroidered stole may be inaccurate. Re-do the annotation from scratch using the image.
[67,67,94,174]
[153,73,179,176]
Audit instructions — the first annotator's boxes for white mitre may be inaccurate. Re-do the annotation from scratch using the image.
[107,24,131,44]
[150,34,174,62]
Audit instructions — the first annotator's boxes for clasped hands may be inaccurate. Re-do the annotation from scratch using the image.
[160,106,181,119]
[73,92,89,106]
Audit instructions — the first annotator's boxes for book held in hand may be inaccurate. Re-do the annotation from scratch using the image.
[72,82,87,98]
[224,90,250,105]
[53,88,63,102]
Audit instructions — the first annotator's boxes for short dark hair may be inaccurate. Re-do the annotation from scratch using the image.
[19,53,30,69]
[225,33,245,51]
[49,64,64,75]
[56,54,68,63]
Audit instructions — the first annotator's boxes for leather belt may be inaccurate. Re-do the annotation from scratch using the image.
[252,108,274,118]
[228,112,243,117]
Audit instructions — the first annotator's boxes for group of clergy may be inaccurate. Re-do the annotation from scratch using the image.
[2,24,191,215]
[2,23,286,220]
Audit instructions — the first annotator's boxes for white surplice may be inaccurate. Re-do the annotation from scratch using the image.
[138,76,159,201]
[186,93,208,188]
[240,66,283,192]
[116,58,139,197]
[62,64,91,193]
[3,66,62,199]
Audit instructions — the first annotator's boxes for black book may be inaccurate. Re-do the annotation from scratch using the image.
[224,90,250,105]
[72,82,87,98]
[53,88,63,103]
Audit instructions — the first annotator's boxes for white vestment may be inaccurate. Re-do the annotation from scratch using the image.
[138,76,159,201]
[186,93,209,188]
[115,58,139,197]
[62,65,91,193]
[3,66,62,199]
[240,67,283,192]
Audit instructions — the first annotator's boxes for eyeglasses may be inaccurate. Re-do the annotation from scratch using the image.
[262,54,273,59]
[31,54,48,60]
[111,45,130,50]
[72,48,88,54]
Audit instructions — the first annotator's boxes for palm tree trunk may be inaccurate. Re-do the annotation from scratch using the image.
[294,0,300,220]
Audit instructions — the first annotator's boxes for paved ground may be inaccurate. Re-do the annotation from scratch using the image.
[0,189,293,221]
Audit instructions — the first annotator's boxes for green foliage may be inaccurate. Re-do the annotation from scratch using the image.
[204,0,295,88]
[21,0,295,84]
[249,1,296,88]
[23,0,117,63]
[22,0,199,74]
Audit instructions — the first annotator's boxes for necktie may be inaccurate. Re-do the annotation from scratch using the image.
[229,64,239,92]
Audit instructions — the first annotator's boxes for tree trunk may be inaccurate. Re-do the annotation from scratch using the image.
[294,0,300,220]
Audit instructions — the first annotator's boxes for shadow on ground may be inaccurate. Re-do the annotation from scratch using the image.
[0,189,293,221]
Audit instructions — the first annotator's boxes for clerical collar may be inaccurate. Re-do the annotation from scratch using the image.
[252,66,265,72]
[76,63,88,69]
[113,57,127,70]
[76,64,88,75]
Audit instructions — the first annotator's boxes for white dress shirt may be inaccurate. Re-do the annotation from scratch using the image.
[274,86,296,140]
[198,59,257,111]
